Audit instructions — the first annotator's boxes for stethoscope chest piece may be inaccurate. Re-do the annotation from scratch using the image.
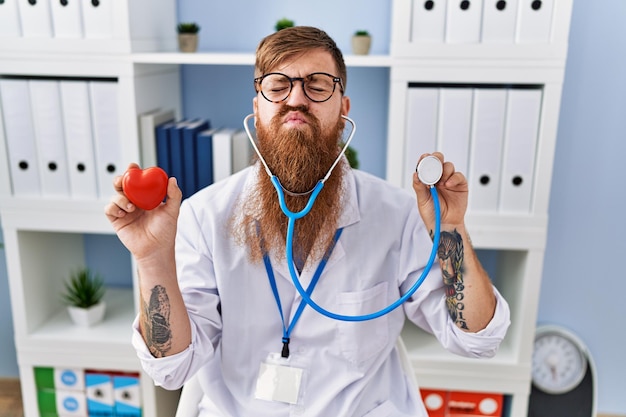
[416,155,443,186]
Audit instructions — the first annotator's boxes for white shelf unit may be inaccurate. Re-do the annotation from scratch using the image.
[0,1,183,415]
[0,1,572,416]
[389,1,573,416]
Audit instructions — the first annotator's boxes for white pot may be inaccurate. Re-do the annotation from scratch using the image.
[67,302,106,327]
[351,35,372,55]
[178,33,198,53]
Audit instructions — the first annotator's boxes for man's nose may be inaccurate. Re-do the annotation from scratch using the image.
[286,80,309,106]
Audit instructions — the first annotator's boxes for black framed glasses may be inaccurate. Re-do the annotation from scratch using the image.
[254,72,344,103]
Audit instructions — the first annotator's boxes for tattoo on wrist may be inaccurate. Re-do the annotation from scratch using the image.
[437,229,469,330]
[142,285,173,357]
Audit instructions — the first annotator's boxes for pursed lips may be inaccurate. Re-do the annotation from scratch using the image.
[284,112,308,125]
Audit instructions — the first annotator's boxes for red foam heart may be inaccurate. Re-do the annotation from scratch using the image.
[122,167,168,210]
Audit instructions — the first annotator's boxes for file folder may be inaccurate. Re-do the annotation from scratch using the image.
[445,0,483,43]
[155,120,176,176]
[81,0,113,39]
[196,128,219,189]
[29,79,71,198]
[60,80,99,199]
[437,88,473,176]
[231,129,254,174]
[499,88,542,213]
[0,78,41,196]
[481,0,519,43]
[182,118,210,198]
[113,374,142,417]
[516,0,555,43]
[86,371,114,415]
[411,0,448,43]
[467,88,507,212]
[0,0,22,37]
[212,128,237,183]
[168,119,190,196]
[90,80,121,199]
[50,0,83,39]
[404,87,439,190]
[0,94,12,196]
[17,0,53,38]
[138,108,175,168]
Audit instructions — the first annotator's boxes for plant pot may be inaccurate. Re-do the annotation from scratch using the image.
[178,34,198,53]
[351,35,371,55]
[67,302,106,327]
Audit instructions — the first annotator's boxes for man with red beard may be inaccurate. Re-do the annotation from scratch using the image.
[106,26,510,417]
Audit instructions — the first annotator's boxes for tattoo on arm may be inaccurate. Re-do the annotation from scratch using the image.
[437,229,469,330]
[141,285,173,358]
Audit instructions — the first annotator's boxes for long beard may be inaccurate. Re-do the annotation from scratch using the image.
[230,105,347,268]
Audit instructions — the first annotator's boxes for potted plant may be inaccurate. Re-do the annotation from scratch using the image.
[351,30,372,55]
[275,17,295,32]
[177,22,200,53]
[62,267,106,327]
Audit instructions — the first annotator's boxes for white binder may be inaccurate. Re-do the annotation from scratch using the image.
[17,0,53,38]
[404,87,439,190]
[437,88,473,176]
[516,0,555,43]
[499,88,542,213]
[60,80,99,199]
[445,0,483,43]
[138,108,176,168]
[481,0,519,43]
[89,81,121,199]
[467,88,507,212]
[81,0,113,39]
[0,78,41,196]
[212,128,237,182]
[50,0,83,38]
[231,129,254,174]
[29,80,71,198]
[0,0,22,37]
[411,0,448,43]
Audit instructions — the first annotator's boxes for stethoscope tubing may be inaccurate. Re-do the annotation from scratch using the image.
[243,113,442,322]
[278,180,441,322]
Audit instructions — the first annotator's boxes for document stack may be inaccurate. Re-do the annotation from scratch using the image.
[0,0,176,53]
[0,0,113,40]
[404,84,542,214]
[142,113,255,200]
[410,0,556,44]
[0,77,120,200]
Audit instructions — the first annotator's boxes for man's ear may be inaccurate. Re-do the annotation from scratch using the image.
[341,95,351,116]
[252,97,259,127]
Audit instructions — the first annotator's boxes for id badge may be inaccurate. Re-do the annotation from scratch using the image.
[254,352,303,405]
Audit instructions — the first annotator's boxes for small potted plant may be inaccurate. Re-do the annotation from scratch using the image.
[351,30,372,55]
[275,17,295,32]
[177,22,200,53]
[62,267,106,327]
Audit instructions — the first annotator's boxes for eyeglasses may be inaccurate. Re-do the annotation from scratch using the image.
[254,72,344,103]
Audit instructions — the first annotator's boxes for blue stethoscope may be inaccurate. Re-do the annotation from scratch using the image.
[243,114,442,322]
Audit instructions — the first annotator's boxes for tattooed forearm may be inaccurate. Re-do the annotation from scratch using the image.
[437,229,469,330]
[141,285,172,358]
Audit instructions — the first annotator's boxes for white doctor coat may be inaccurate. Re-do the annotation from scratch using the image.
[132,164,510,417]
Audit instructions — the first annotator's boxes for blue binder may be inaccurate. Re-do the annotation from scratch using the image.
[155,120,176,176]
[182,119,210,198]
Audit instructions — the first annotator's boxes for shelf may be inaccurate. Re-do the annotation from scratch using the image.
[131,52,394,67]
[0,198,113,233]
[16,288,137,369]
[401,323,530,395]
[392,42,569,64]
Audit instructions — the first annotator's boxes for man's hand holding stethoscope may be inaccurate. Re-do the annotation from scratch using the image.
[413,152,469,234]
